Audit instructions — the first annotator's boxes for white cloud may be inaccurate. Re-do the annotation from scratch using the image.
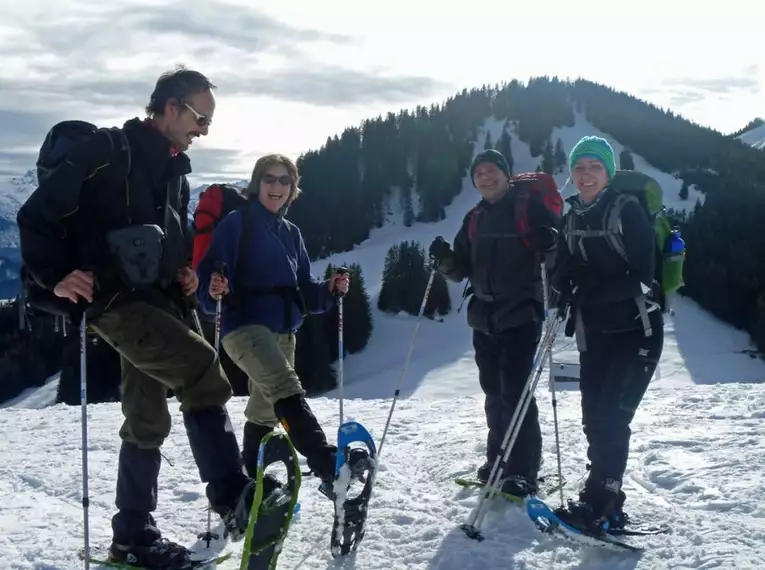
[1,0,763,185]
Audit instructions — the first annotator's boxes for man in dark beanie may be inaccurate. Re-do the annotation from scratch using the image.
[470,148,511,180]
[428,148,561,498]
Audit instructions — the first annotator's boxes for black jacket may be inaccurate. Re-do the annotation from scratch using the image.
[438,186,560,334]
[552,187,657,334]
[17,117,193,316]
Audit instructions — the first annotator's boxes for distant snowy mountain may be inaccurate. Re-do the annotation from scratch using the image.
[0,170,37,249]
[0,172,248,300]
[736,121,765,150]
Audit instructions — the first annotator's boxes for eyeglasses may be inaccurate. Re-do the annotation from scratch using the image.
[184,102,212,127]
[262,174,292,186]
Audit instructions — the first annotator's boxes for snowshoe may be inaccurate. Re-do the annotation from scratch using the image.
[526,497,667,553]
[319,420,378,558]
[78,541,232,569]
[240,431,301,570]
[455,471,565,503]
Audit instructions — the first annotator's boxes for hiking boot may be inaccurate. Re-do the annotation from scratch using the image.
[500,475,538,498]
[219,473,286,541]
[317,447,373,499]
[477,460,493,483]
[555,478,627,533]
[108,537,193,569]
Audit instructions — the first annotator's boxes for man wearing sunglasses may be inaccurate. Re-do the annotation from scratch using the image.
[18,66,257,568]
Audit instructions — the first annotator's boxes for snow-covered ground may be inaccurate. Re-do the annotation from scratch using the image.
[2,115,764,569]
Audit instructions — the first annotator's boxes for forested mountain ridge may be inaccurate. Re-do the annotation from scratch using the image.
[4,75,765,408]
[285,76,765,354]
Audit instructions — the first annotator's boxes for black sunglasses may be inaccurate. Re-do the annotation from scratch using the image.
[262,174,292,186]
[183,102,212,127]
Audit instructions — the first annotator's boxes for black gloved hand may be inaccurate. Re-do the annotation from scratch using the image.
[553,286,571,322]
[527,226,558,251]
[429,236,451,261]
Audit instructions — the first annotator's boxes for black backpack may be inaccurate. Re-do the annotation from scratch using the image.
[19,121,132,327]
[36,120,131,184]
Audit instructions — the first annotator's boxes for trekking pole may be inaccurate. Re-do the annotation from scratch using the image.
[377,261,437,459]
[335,267,349,428]
[79,313,91,569]
[198,261,226,549]
[213,261,226,353]
[190,308,204,336]
[541,261,566,508]
[461,311,561,540]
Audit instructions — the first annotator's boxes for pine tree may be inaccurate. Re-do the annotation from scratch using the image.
[679,180,689,200]
[541,138,555,174]
[554,137,566,171]
[343,262,374,354]
[378,244,402,313]
[294,312,336,395]
[496,128,514,175]
[483,131,493,150]
[378,240,450,318]
[620,149,635,170]
[401,178,415,227]
[424,266,451,319]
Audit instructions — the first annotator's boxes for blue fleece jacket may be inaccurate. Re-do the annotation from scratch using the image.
[196,198,335,337]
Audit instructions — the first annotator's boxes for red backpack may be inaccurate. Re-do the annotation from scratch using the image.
[191,183,248,269]
[466,172,562,248]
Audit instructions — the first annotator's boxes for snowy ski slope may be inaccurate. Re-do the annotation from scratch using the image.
[1,115,764,569]
[737,121,765,150]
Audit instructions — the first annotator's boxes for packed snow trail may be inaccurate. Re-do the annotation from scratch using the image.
[1,377,764,569]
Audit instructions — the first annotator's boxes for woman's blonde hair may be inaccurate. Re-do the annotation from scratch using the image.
[245,153,302,207]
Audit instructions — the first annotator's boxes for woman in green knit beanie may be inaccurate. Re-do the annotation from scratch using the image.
[568,135,616,204]
[551,133,664,534]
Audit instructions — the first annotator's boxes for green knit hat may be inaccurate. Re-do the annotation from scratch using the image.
[568,136,616,180]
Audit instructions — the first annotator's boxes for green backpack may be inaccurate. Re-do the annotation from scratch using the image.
[598,170,686,306]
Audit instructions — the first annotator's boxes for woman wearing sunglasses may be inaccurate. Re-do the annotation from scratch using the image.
[196,153,369,503]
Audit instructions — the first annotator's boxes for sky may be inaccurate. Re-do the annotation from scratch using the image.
[1,0,763,186]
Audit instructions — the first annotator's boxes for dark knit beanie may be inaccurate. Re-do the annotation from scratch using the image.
[470,149,510,182]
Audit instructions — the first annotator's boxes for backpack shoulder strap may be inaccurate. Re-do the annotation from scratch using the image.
[513,182,531,239]
[603,192,638,261]
[466,205,482,243]
[99,127,131,175]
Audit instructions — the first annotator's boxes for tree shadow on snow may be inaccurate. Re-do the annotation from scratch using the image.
[661,294,765,385]
[322,310,476,401]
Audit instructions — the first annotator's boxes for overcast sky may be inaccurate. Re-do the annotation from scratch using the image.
[1,0,762,185]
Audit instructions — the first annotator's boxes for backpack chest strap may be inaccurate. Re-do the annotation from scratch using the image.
[565,194,631,262]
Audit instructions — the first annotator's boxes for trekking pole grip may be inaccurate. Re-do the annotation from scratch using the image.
[213,260,227,300]
[334,266,349,298]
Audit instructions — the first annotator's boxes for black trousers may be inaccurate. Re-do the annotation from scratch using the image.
[579,310,664,488]
[473,319,543,480]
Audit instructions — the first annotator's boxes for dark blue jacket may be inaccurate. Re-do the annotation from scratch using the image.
[196,199,335,337]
